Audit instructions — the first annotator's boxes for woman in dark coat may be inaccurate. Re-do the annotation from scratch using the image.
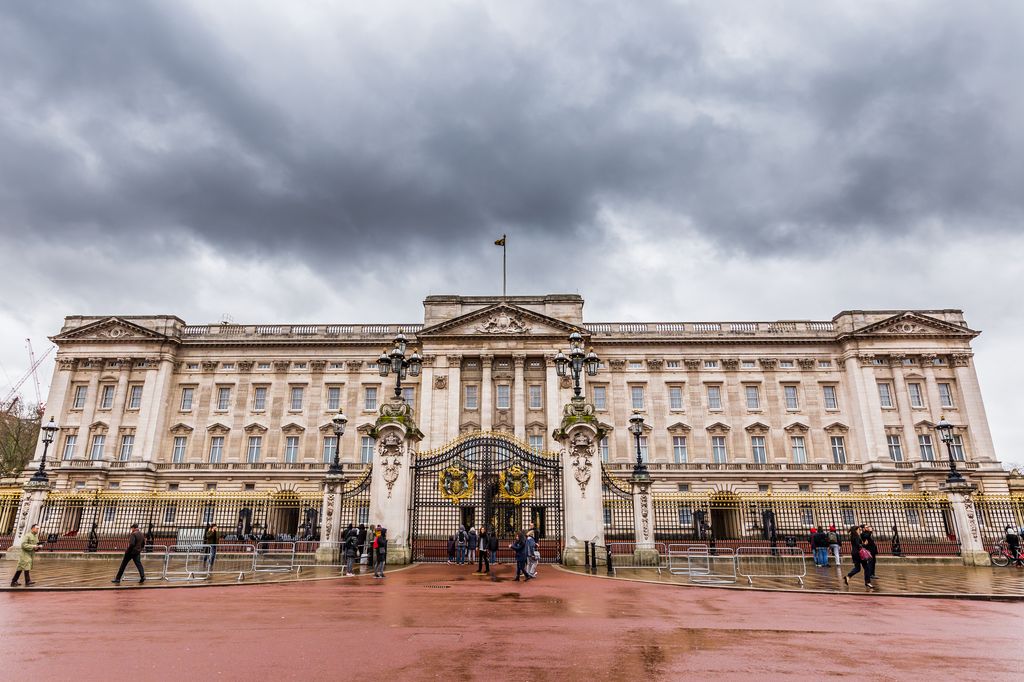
[487,529,499,567]
[843,525,872,588]
[861,525,878,588]
[373,527,388,578]
[511,531,531,582]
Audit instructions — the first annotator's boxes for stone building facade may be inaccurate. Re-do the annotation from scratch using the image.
[26,294,1010,495]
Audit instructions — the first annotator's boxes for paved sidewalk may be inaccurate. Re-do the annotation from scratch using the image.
[2,563,1023,681]
[568,561,1024,599]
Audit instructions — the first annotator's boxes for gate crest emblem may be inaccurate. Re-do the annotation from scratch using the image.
[438,463,475,504]
[499,463,535,505]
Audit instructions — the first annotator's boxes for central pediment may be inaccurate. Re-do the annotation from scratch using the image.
[416,302,585,338]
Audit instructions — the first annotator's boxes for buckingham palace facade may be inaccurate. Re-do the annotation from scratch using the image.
[24,294,1011,496]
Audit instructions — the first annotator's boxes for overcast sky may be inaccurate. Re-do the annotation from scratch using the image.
[1,1,1021,468]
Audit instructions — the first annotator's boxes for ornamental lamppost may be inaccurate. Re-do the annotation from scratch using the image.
[935,416,965,484]
[554,331,599,398]
[329,409,348,475]
[29,417,59,484]
[628,412,650,480]
[377,333,422,399]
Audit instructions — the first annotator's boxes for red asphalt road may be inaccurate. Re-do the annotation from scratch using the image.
[2,564,1022,681]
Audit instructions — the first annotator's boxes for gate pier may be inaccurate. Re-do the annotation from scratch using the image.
[368,398,423,565]
[554,397,607,566]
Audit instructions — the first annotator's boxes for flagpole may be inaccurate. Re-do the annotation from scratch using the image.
[502,237,507,299]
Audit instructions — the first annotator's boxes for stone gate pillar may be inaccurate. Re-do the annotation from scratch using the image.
[3,480,51,563]
[368,398,423,564]
[631,469,658,563]
[316,472,346,562]
[941,480,990,566]
[553,397,606,566]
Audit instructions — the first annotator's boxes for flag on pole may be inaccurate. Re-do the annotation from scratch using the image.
[495,234,507,297]
[494,236,506,246]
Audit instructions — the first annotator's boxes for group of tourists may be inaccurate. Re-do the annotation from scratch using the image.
[445,524,541,581]
[341,523,389,577]
[807,525,843,567]
[844,524,879,590]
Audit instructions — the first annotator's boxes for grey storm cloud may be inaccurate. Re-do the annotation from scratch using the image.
[2,1,1023,264]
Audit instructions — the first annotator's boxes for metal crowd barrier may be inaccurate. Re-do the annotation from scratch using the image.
[736,547,806,586]
[203,543,257,581]
[605,542,668,575]
[667,544,709,575]
[254,542,296,573]
[119,545,170,583]
[165,544,212,582]
[293,541,344,570]
[686,546,737,585]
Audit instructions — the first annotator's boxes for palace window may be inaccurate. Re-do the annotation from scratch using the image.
[119,435,134,461]
[247,436,262,463]
[877,382,894,408]
[172,436,187,463]
[72,385,87,409]
[529,435,543,454]
[630,385,645,410]
[706,385,722,410]
[89,434,105,460]
[678,507,693,526]
[741,360,756,369]
[599,438,609,462]
[62,435,77,460]
[938,383,955,408]
[252,386,267,411]
[465,385,479,410]
[839,485,851,493]
[704,360,718,369]
[822,385,838,410]
[887,435,903,462]
[669,386,684,410]
[779,360,794,369]
[322,436,337,463]
[949,434,966,461]
[222,363,235,370]
[666,360,680,369]
[258,363,271,370]
[791,436,807,463]
[128,385,144,410]
[290,386,304,411]
[638,436,649,462]
[783,385,799,410]
[818,360,832,368]
[180,387,195,411]
[677,484,689,492]
[830,436,847,464]
[327,386,341,410]
[99,385,115,410]
[360,436,375,463]
[402,387,415,408]
[745,385,760,410]
[908,383,924,408]
[285,436,300,463]
[711,436,728,463]
[672,436,688,463]
[217,386,232,411]
[918,434,935,461]
[364,386,378,411]
[751,436,767,464]
[529,385,542,410]
[209,437,224,463]
[496,385,511,409]
[593,386,607,410]
[629,361,643,370]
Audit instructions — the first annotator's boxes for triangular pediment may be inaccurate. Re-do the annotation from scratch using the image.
[169,422,194,435]
[416,303,585,338]
[784,421,810,433]
[705,421,731,433]
[846,312,977,339]
[206,422,230,435]
[52,317,170,343]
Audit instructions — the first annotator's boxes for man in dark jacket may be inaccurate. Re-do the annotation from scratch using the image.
[356,524,368,568]
[112,523,147,584]
[487,529,499,567]
[204,524,220,568]
[511,532,531,582]
[812,528,830,567]
[476,528,489,573]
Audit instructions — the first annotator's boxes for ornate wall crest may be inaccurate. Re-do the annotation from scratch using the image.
[568,432,594,497]
[379,432,404,498]
[499,464,535,505]
[438,463,475,503]
[476,312,528,334]
[434,375,448,390]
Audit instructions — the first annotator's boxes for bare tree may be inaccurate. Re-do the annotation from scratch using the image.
[0,400,41,478]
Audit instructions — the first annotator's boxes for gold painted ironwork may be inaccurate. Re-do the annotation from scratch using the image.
[417,430,560,460]
[438,463,475,504]
[499,464,535,505]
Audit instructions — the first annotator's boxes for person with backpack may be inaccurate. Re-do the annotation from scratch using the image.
[446,535,456,564]
[510,531,531,582]
[487,527,499,566]
[826,525,841,567]
[342,524,358,576]
[456,525,468,565]
[525,530,539,579]
[811,527,830,567]
[373,526,388,578]
[467,527,478,564]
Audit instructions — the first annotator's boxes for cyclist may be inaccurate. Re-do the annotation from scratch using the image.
[1005,525,1023,567]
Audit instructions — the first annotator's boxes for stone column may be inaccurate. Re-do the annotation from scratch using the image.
[480,354,493,432]
[316,472,346,562]
[513,354,526,441]
[368,398,423,564]
[888,357,919,464]
[418,356,435,450]
[553,397,606,566]
[3,481,50,563]
[445,355,461,442]
[952,353,997,462]
[631,471,657,563]
[940,480,990,566]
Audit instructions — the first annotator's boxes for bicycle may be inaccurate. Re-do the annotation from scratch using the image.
[989,541,1022,567]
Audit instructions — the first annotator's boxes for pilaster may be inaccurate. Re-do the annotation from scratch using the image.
[316,473,346,562]
[480,354,493,432]
[3,481,50,563]
[940,480,990,566]
[368,398,423,564]
[513,354,526,441]
[553,397,606,566]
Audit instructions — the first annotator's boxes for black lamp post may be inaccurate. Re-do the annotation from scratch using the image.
[935,416,965,484]
[29,417,59,484]
[329,409,348,475]
[377,332,422,399]
[628,412,649,480]
[554,331,599,398]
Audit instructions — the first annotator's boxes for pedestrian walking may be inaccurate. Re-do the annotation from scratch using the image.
[111,523,147,585]
[374,526,388,578]
[10,523,42,587]
[343,524,358,576]
[1004,525,1023,567]
[826,525,842,567]
[861,524,878,584]
[456,525,468,564]
[511,531,531,581]
[476,527,490,573]
[812,527,830,567]
[204,523,220,568]
[843,525,874,590]
[468,527,478,564]
[525,530,539,578]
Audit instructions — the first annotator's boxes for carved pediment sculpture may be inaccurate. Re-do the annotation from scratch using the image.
[568,432,595,497]
[476,311,529,334]
[379,432,404,498]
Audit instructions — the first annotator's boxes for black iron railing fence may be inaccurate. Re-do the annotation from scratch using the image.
[972,495,1024,546]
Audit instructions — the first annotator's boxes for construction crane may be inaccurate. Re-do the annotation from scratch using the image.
[26,339,42,407]
[0,341,53,414]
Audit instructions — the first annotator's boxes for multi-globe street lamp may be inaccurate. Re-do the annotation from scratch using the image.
[554,331,599,398]
[29,417,59,484]
[328,409,348,475]
[935,416,965,484]
[628,412,650,480]
[377,333,422,399]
